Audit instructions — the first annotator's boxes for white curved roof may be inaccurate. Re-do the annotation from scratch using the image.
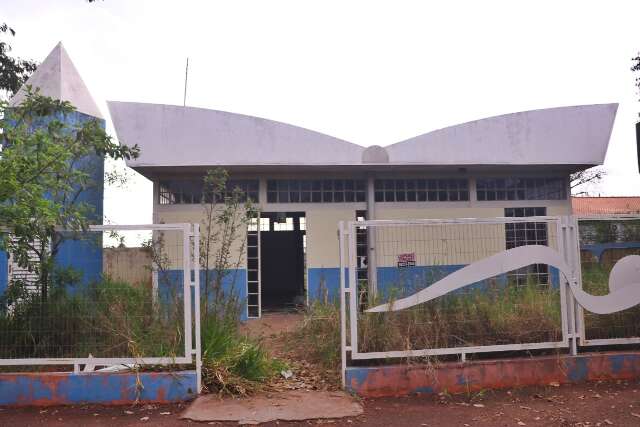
[108,102,364,167]
[387,104,618,166]
[107,101,618,172]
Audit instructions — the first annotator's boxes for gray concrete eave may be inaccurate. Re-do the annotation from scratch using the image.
[108,101,618,172]
[107,101,365,168]
[386,104,618,166]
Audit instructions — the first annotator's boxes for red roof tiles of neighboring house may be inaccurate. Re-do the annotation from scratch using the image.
[572,197,640,215]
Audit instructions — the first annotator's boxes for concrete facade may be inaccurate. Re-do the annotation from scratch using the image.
[151,173,572,314]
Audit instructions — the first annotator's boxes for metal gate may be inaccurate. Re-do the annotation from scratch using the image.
[339,215,640,386]
[0,223,203,392]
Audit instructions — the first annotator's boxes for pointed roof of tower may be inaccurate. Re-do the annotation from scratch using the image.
[9,42,103,119]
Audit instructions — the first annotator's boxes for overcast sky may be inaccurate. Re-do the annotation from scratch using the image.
[4,0,640,228]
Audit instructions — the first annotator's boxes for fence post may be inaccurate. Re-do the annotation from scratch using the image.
[562,215,582,356]
[347,222,359,363]
[570,215,586,347]
[558,216,578,355]
[192,223,202,394]
[182,224,193,369]
[338,221,347,388]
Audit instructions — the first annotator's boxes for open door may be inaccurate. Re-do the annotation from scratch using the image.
[256,212,305,313]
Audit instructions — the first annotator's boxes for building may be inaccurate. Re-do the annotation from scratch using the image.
[572,196,640,216]
[108,100,618,319]
[1,43,620,319]
[0,43,105,295]
[573,197,640,264]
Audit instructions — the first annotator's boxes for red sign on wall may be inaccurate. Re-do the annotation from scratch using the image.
[397,253,416,268]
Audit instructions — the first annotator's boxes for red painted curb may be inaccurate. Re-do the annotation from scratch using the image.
[346,352,640,397]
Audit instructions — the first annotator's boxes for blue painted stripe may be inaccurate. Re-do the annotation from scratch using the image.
[308,264,562,305]
[0,371,196,406]
[0,249,7,297]
[164,269,248,321]
[581,242,640,260]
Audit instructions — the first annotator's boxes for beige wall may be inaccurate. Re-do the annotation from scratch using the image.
[155,207,249,269]
[306,207,357,268]
[371,205,566,267]
[153,200,570,270]
[103,247,152,287]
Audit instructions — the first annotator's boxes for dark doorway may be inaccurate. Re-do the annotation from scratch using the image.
[260,212,305,310]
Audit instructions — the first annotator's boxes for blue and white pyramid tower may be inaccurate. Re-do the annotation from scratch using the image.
[0,42,104,293]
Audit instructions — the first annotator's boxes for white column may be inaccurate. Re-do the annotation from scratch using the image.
[366,175,377,299]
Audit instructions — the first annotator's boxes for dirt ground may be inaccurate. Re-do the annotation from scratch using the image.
[2,380,640,426]
[242,312,340,392]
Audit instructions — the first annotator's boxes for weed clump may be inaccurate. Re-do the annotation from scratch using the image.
[582,263,640,340]
[200,316,283,395]
[294,301,341,370]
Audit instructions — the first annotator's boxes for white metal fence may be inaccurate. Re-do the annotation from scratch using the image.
[0,223,202,392]
[576,215,640,347]
[339,215,640,385]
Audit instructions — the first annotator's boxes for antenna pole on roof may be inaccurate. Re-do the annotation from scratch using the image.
[183,57,189,107]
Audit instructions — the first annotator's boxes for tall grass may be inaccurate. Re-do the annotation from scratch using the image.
[200,315,283,395]
[0,277,183,360]
[296,279,563,371]
[358,281,562,354]
[0,276,282,396]
[582,262,640,340]
[294,301,341,369]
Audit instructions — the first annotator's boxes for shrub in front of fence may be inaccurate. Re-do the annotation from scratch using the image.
[0,273,184,361]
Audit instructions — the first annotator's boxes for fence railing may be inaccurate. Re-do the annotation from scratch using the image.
[339,215,640,385]
[576,215,640,347]
[0,223,202,391]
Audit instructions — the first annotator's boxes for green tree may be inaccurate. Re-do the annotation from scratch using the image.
[0,23,37,98]
[0,89,139,300]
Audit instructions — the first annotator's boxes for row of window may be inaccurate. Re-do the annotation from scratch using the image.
[158,180,259,205]
[374,179,469,202]
[477,178,566,201]
[266,179,367,203]
[158,177,567,205]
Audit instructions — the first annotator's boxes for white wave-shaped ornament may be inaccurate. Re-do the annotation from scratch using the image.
[366,245,640,315]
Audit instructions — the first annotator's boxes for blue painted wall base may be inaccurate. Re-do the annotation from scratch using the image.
[0,370,197,407]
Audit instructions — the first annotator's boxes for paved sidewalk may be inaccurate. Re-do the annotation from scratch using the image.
[181,390,363,424]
